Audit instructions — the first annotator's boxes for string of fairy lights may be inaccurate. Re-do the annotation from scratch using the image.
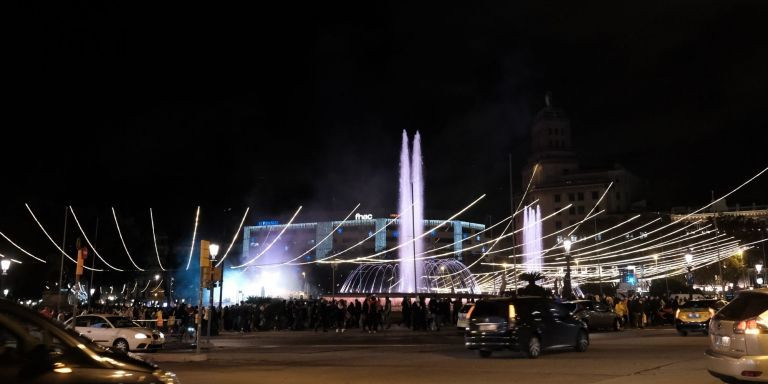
[0,165,766,297]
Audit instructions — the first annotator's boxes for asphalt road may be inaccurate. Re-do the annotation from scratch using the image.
[155,326,725,384]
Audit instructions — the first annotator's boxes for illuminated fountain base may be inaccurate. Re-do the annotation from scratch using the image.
[340,259,477,294]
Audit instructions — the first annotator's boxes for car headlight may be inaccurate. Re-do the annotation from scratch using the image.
[153,370,180,384]
[135,333,149,339]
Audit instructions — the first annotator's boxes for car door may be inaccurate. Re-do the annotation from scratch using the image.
[550,302,580,346]
[73,315,93,339]
[593,303,612,329]
[84,316,114,346]
[528,300,556,347]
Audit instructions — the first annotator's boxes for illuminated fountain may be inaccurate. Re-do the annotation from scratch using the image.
[522,205,543,272]
[340,131,477,294]
[398,130,425,293]
[341,259,476,294]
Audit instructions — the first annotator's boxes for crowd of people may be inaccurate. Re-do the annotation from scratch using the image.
[29,292,705,339]
[581,293,700,328]
[220,295,462,333]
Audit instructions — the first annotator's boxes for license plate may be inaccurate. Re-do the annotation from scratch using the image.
[716,335,731,347]
[478,324,496,331]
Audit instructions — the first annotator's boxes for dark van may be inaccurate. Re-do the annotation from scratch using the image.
[465,296,589,358]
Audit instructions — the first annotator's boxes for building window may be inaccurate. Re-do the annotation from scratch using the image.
[569,206,576,215]
[592,191,599,200]
[555,221,562,230]
[554,194,561,203]
[568,193,575,202]
[577,192,584,201]
[578,206,585,214]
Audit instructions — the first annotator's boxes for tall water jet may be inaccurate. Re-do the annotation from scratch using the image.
[397,130,426,293]
[398,130,415,292]
[410,131,425,291]
[522,205,543,272]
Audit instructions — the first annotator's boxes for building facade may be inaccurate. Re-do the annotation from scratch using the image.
[519,95,645,249]
[242,217,487,264]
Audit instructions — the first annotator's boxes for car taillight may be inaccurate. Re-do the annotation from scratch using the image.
[734,318,768,335]
[507,304,517,329]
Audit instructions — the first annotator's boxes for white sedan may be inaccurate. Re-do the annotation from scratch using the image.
[66,314,165,352]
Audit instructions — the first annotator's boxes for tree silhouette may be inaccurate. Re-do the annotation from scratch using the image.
[517,272,547,297]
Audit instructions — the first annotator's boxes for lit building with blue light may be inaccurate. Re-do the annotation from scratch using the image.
[242,217,487,264]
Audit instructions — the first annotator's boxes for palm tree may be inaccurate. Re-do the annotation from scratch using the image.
[518,272,547,297]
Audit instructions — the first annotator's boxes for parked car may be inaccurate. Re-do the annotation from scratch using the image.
[465,296,589,359]
[563,300,621,331]
[456,303,475,331]
[675,299,727,336]
[705,288,768,383]
[0,299,179,383]
[65,314,164,352]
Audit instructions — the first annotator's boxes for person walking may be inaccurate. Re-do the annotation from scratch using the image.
[155,307,164,332]
[383,297,392,330]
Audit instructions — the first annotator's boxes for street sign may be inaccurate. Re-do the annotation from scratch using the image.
[200,240,210,267]
[76,247,88,277]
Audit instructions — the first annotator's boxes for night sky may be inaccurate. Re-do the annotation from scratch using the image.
[3,2,767,290]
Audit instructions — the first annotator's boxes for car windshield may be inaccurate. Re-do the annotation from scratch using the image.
[471,301,509,318]
[105,316,140,328]
[716,293,768,321]
[680,300,717,309]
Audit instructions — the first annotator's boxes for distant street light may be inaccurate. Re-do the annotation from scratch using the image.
[757,264,764,288]
[1,259,11,297]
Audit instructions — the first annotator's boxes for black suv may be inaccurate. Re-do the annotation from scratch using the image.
[465,296,589,358]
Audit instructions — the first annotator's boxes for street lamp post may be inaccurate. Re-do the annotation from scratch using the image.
[685,253,693,300]
[206,244,219,345]
[1,259,11,297]
[654,254,669,297]
[331,263,337,301]
[563,239,573,300]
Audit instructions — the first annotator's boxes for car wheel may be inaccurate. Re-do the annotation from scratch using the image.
[525,335,541,359]
[575,330,589,352]
[613,318,622,331]
[113,338,129,352]
[677,330,687,337]
[478,350,492,358]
